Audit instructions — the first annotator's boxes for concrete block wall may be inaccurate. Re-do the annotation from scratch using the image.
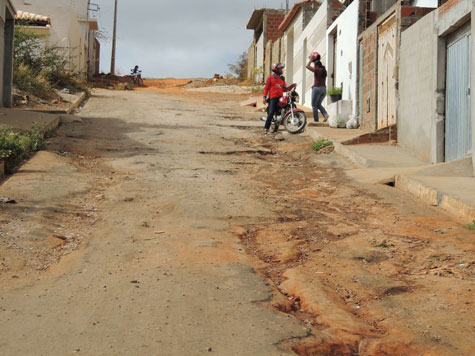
[264,40,273,79]
[247,42,256,81]
[271,38,282,66]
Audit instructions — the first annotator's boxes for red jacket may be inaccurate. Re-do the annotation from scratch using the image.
[263,74,286,99]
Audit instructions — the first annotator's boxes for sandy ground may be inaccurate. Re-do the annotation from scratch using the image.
[0,79,473,355]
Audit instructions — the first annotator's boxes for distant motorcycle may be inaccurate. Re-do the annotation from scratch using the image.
[261,84,307,134]
[130,68,144,87]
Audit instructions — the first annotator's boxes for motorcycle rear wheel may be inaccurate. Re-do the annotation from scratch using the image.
[284,111,307,134]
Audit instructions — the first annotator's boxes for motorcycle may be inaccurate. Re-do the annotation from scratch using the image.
[261,83,307,134]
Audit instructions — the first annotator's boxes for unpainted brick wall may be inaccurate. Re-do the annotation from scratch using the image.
[400,6,436,30]
[265,13,285,43]
[328,0,347,25]
[361,29,378,131]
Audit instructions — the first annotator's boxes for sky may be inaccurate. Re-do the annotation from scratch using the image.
[92,0,294,78]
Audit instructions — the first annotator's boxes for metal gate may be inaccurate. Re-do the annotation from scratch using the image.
[377,15,397,129]
[446,32,472,162]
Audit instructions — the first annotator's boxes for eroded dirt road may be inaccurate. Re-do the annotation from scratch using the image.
[0,80,474,355]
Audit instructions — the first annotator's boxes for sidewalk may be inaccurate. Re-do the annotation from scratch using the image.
[0,109,61,132]
[306,125,475,223]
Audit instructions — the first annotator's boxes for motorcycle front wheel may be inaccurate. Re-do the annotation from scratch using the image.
[284,111,307,134]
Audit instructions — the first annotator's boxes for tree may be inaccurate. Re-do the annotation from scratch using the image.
[228,51,248,82]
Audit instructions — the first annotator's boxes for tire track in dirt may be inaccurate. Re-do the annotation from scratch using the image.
[228,137,475,356]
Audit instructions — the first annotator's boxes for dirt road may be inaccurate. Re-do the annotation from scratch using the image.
[0,81,473,355]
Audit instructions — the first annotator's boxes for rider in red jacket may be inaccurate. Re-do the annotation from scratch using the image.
[263,63,286,135]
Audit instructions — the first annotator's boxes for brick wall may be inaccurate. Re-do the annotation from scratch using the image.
[265,13,285,43]
[400,6,436,30]
[328,0,347,25]
[361,29,378,131]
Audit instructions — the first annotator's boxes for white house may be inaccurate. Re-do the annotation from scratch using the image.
[326,0,361,119]
[280,0,346,106]
[12,0,100,76]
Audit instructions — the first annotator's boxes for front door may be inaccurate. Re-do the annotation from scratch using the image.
[445,30,472,162]
[377,15,397,130]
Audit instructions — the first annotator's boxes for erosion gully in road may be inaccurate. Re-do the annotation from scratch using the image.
[0,80,473,356]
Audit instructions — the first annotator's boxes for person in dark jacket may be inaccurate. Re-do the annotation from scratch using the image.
[306,52,329,123]
[263,63,286,135]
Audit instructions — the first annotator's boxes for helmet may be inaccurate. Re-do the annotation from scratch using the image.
[278,96,288,108]
[272,62,285,74]
[309,51,320,62]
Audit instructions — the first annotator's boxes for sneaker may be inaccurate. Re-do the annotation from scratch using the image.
[323,114,329,122]
[264,129,269,136]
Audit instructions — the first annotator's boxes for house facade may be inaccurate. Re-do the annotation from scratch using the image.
[325,0,362,120]
[0,0,15,107]
[359,0,437,131]
[12,0,100,77]
[398,0,473,167]
[246,8,286,83]
[280,0,346,106]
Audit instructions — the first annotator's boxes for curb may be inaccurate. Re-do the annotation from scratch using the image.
[29,91,88,115]
[67,91,87,114]
[395,175,475,223]
[332,142,370,168]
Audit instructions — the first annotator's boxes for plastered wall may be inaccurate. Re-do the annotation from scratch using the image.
[399,11,436,162]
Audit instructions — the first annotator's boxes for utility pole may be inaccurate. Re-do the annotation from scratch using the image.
[110,0,118,75]
[286,0,289,13]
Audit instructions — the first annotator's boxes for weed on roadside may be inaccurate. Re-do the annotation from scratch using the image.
[311,139,333,152]
[375,243,390,248]
[0,122,49,173]
[462,220,475,230]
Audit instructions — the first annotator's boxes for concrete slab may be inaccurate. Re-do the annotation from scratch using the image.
[0,108,60,132]
[307,125,369,143]
[305,125,475,222]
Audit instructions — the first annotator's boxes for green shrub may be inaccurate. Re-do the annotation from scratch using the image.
[311,139,333,151]
[0,124,47,173]
[13,27,87,99]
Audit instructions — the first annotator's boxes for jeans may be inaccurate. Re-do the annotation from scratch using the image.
[311,86,328,122]
[265,97,280,130]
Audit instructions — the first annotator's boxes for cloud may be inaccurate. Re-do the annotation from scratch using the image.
[94,0,290,77]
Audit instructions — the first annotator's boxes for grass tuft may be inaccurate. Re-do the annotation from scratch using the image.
[311,139,333,152]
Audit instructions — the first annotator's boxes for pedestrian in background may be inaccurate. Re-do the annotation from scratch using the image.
[306,52,329,123]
